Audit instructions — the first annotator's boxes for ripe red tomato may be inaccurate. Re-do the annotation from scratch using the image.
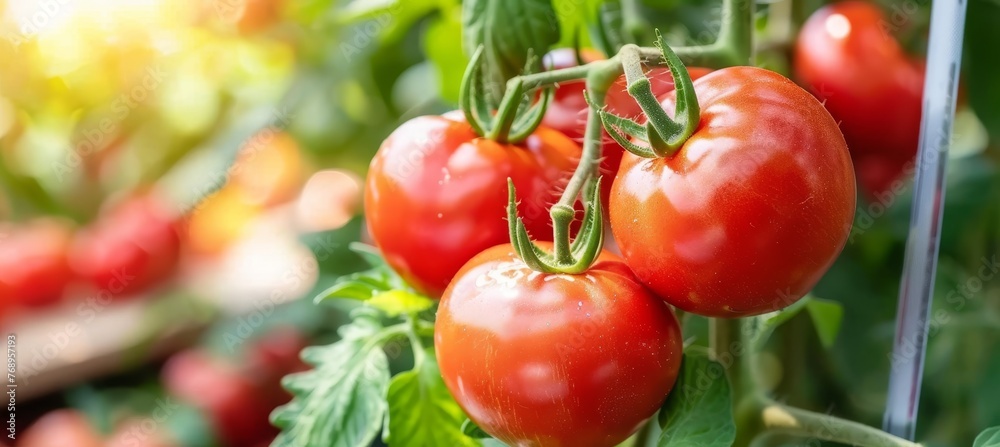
[70,192,180,298]
[610,67,856,318]
[162,349,278,447]
[436,243,683,447]
[364,114,580,296]
[542,48,712,206]
[794,1,923,197]
[0,219,75,308]
[19,409,103,447]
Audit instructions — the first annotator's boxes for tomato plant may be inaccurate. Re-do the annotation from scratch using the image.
[70,192,181,298]
[435,244,683,447]
[0,219,75,308]
[610,66,857,317]
[794,1,924,198]
[542,48,711,205]
[364,113,580,296]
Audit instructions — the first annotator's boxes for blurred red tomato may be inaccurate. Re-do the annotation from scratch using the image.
[794,1,924,198]
[19,409,103,447]
[70,192,180,298]
[162,349,277,447]
[0,219,75,308]
[246,326,309,382]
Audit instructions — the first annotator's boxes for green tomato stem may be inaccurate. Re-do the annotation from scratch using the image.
[709,318,751,404]
[618,39,701,158]
[548,60,619,265]
[638,0,754,67]
[487,77,526,142]
[749,396,922,447]
[405,315,426,369]
[519,64,596,90]
[717,0,755,65]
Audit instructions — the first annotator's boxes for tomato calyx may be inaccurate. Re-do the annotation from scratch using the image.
[593,35,701,158]
[459,47,555,144]
[506,177,605,273]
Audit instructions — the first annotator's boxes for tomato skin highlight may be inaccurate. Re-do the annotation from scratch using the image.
[435,244,683,447]
[793,1,923,196]
[364,114,580,297]
[0,219,75,308]
[610,67,856,318]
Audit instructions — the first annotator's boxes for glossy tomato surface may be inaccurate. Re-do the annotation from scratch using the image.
[794,1,923,195]
[436,244,683,447]
[365,114,580,297]
[0,219,75,308]
[71,192,180,298]
[541,48,711,204]
[610,67,856,318]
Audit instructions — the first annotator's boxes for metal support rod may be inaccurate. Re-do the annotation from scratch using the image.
[883,0,969,440]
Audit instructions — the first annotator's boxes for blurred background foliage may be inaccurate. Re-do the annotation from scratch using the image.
[0,0,998,446]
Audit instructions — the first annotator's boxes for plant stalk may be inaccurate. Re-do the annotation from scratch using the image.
[749,396,922,447]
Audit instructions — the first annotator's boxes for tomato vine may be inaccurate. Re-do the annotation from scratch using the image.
[270,0,985,446]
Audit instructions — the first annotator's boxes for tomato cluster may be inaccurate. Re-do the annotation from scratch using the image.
[71,193,182,297]
[0,192,182,318]
[17,327,306,447]
[363,49,856,446]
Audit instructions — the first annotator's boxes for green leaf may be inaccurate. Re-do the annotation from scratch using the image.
[746,295,844,349]
[385,351,481,447]
[315,243,415,304]
[974,426,1000,447]
[368,290,434,316]
[552,0,598,48]
[314,273,392,302]
[349,242,389,269]
[271,314,394,447]
[964,0,1000,140]
[657,353,736,447]
[463,0,561,93]
[461,419,493,439]
[804,298,845,349]
[589,0,625,55]
[746,297,811,348]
